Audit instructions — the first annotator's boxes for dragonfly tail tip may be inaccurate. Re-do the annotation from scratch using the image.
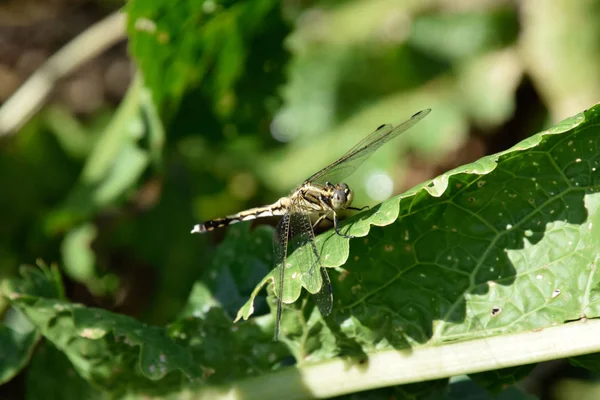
[191,224,205,234]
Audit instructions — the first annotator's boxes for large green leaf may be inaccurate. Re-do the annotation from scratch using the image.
[237,104,600,350]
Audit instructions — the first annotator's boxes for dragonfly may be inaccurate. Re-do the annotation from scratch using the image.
[191,108,431,340]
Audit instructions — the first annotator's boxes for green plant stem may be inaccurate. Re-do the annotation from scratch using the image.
[198,319,600,399]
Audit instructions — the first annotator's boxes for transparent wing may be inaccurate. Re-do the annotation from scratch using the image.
[315,263,333,316]
[288,206,333,317]
[272,207,333,340]
[305,108,431,185]
[273,212,291,340]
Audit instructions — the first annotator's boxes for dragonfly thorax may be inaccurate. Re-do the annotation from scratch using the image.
[329,182,354,210]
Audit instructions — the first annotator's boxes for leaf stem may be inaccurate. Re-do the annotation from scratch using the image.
[198,319,600,399]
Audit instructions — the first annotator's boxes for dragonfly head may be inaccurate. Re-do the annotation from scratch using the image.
[331,183,354,210]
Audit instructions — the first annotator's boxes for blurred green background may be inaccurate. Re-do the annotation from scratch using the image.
[0,0,599,398]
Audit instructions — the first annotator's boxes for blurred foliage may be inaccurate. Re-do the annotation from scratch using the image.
[1,0,600,399]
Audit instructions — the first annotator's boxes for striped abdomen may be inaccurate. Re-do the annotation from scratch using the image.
[191,198,289,234]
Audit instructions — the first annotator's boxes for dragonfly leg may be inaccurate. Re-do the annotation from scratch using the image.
[333,212,355,239]
[312,214,328,229]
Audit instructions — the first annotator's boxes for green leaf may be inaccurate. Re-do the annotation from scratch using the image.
[182,224,273,319]
[43,75,163,234]
[456,49,522,127]
[2,262,65,300]
[520,0,600,119]
[14,299,199,393]
[60,223,119,297]
[167,308,287,386]
[26,342,105,400]
[410,7,519,62]
[139,84,166,170]
[43,105,100,160]
[0,307,39,385]
[4,259,287,395]
[60,223,97,284]
[238,104,600,351]
[4,267,200,395]
[0,263,63,385]
[126,0,280,116]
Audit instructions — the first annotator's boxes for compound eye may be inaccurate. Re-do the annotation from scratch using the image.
[332,189,347,208]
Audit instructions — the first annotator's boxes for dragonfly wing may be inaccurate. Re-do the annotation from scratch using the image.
[305,108,431,185]
[315,262,333,316]
[273,212,291,340]
[288,206,333,317]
